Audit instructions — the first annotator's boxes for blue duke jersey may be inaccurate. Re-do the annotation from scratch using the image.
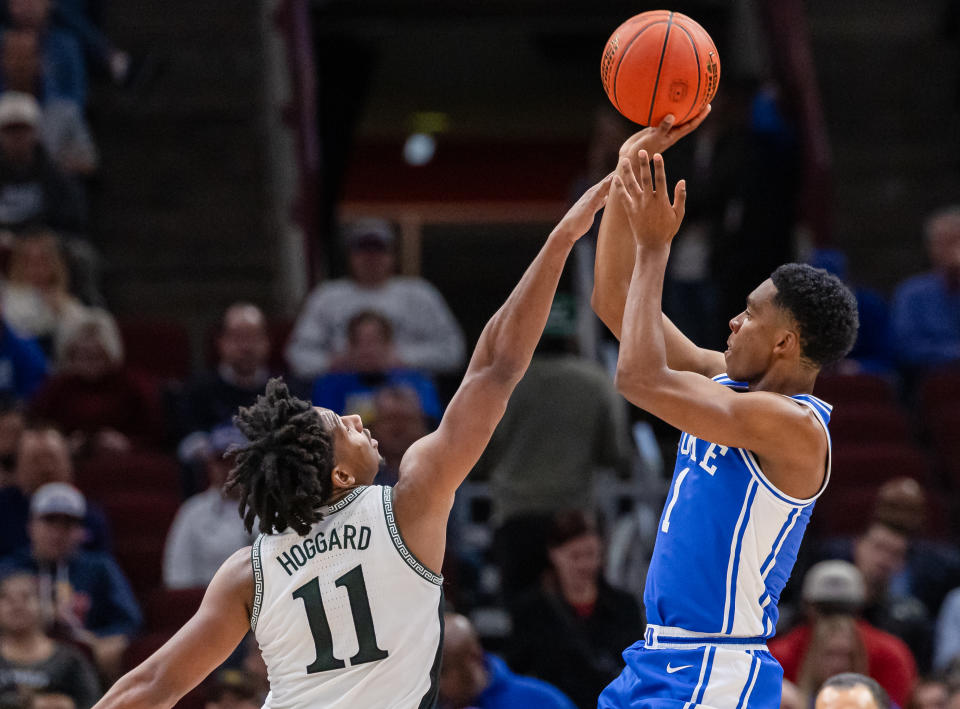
[599,375,832,709]
[643,375,831,639]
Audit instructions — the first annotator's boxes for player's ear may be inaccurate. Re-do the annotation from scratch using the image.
[773,328,800,358]
[331,466,356,489]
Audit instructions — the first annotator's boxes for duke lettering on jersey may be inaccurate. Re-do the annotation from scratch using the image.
[275,524,372,576]
[643,375,833,638]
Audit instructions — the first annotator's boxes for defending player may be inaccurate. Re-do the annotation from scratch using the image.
[592,149,858,708]
[91,175,614,709]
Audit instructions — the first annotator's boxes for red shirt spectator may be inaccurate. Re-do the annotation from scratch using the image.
[771,620,916,707]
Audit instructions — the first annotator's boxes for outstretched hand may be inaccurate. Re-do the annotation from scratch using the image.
[618,105,711,176]
[612,151,686,249]
[552,173,614,244]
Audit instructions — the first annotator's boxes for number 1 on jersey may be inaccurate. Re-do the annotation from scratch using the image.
[292,564,389,674]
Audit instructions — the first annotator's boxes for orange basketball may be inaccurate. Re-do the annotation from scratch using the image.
[600,10,720,127]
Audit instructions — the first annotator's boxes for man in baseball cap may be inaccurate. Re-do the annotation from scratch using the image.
[769,561,916,707]
[0,482,141,680]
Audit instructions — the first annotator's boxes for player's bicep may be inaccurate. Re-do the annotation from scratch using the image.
[622,371,815,455]
[399,368,511,498]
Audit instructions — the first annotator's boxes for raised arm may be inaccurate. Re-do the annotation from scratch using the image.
[611,154,825,500]
[391,175,613,568]
[591,109,725,378]
[91,549,252,709]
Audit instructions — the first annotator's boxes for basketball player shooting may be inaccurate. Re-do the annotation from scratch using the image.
[592,147,859,706]
[91,175,614,709]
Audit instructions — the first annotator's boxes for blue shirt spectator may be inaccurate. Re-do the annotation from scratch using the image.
[891,207,960,371]
[312,370,442,423]
[0,320,47,400]
[439,613,576,709]
[0,484,140,640]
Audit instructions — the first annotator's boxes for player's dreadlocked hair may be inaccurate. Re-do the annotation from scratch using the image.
[225,378,335,535]
[770,263,859,368]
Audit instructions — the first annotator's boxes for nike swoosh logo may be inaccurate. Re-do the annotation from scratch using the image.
[666,664,693,674]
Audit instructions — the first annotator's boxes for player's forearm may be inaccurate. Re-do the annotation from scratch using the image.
[591,191,635,339]
[470,229,576,383]
[615,245,672,399]
[92,664,174,709]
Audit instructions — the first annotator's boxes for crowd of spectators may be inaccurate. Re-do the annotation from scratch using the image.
[0,11,957,703]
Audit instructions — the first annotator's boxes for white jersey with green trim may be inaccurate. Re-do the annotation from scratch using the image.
[251,485,444,709]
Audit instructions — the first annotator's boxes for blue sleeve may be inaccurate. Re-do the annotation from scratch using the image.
[91,556,142,637]
[43,31,87,107]
[12,336,48,400]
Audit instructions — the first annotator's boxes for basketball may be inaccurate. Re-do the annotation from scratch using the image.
[600,10,720,127]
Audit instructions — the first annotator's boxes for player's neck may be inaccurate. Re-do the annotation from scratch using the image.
[325,485,363,506]
[748,364,818,396]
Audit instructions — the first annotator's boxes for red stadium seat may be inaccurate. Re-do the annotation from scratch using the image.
[813,373,897,406]
[99,492,180,596]
[267,317,294,374]
[75,450,181,499]
[829,443,932,488]
[144,587,205,633]
[919,369,960,416]
[811,485,878,537]
[827,403,912,446]
[118,318,192,382]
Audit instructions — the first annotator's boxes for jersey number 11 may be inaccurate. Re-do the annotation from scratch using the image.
[292,564,389,673]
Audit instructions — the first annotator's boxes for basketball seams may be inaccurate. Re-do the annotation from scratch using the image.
[610,20,667,115]
[673,23,702,124]
[645,12,675,126]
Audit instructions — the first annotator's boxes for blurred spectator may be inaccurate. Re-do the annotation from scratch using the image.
[0,395,23,485]
[853,520,935,670]
[176,303,271,473]
[815,674,891,709]
[2,229,83,352]
[0,571,100,709]
[30,308,165,455]
[286,218,465,378]
[370,384,429,487]
[238,634,267,703]
[1,0,85,107]
[0,83,84,232]
[891,206,960,375]
[781,680,803,709]
[769,560,917,707]
[479,317,633,595]
[809,248,894,374]
[0,424,109,556]
[0,296,46,401]
[935,588,960,671]
[163,424,253,589]
[796,615,868,704]
[0,482,141,679]
[0,93,93,177]
[504,510,642,709]
[910,678,950,709]
[874,478,960,617]
[311,311,442,422]
[439,612,575,709]
[203,669,260,709]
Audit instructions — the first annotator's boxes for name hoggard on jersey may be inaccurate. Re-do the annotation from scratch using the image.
[274,523,373,576]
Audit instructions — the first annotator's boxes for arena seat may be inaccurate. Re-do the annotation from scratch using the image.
[813,373,897,406]
[812,483,950,539]
[100,492,180,595]
[829,443,932,488]
[144,587,205,633]
[826,402,912,446]
[919,368,960,415]
[118,318,192,382]
[75,450,181,498]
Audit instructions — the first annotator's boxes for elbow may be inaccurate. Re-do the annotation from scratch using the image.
[614,362,661,407]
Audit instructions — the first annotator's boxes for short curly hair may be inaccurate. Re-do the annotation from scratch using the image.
[770,263,859,367]
[225,378,335,535]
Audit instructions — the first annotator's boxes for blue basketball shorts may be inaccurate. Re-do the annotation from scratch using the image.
[598,643,783,709]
